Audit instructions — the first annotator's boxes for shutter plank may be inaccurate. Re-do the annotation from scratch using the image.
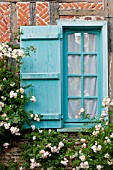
[21,73,60,80]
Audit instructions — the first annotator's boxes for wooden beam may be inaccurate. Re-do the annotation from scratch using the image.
[0,0,102,2]
[50,2,59,25]
[10,2,18,43]
[108,0,113,17]
[59,0,102,2]
[30,2,36,26]
[59,9,105,16]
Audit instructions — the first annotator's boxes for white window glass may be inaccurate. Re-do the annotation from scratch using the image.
[68,99,81,119]
[84,33,96,52]
[68,33,81,52]
[68,77,81,96]
[84,77,97,96]
[84,100,97,119]
[68,55,81,74]
[84,55,97,74]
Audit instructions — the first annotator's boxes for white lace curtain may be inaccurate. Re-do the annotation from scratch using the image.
[68,33,97,119]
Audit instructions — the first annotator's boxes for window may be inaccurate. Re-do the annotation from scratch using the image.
[20,21,108,130]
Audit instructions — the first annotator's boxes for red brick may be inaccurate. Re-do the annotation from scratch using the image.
[78,3,86,9]
[73,3,78,9]
[0,3,10,43]
[84,3,91,9]
[41,12,49,19]
[17,2,30,27]
[100,6,104,10]
[62,3,70,9]
[89,3,98,9]
[19,8,29,19]
[38,18,47,26]
[40,8,48,16]
[59,2,103,11]
[36,2,50,26]
[43,2,49,7]
[60,16,75,19]
[37,5,42,11]
[95,4,103,10]
[44,16,50,23]
[38,3,45,9]
[67,3,75,9]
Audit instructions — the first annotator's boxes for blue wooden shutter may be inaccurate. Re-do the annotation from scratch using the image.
[20,26,62,128]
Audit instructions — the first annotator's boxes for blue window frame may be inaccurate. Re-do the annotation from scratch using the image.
[63,29,101,124]
[58,21,108,129]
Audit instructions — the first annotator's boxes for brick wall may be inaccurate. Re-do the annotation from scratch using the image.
[0,0,104,43]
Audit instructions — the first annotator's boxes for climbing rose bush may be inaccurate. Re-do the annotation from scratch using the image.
[20,98,113,170]
[0,43,37,153]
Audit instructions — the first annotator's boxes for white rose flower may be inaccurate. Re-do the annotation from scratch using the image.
[3,142,9,148]
[49,129,51,134]
[10,127,19,134]
[31,125,35,131]
[1,96,6,101]
[80,108,84,113]
[4,123,10,129]
[10,83,15,87]
[39,150,45,154]
[58,141,64,149]
[30,96,36,102]
[75,112,81,118]
[15,133,20,136]
[30,158,35,163]
[16,89,19,93]
[10,91,17,98]
[20,88,24,94]
[79,155,86,161]
[82,143,86,148]
[104,153,110,158]
[33,136,36,140]
[2,113,7,117]
[30,114,34,118]
[92,131,99,136]
[91,145,97,153]
[19,166,23,170]
[97,145,101,151]
[75,167,80,170]
[0,107,2,112]
[39,129,43,133]
[21,95,24,98]
[42,151,50,158]
[110,133,113,138]
[81,138,86,143]
[107,138,111,143]
[95,124,101,131]
[97,165,102,170]
[0,101,4,107]
[0,121,4,126]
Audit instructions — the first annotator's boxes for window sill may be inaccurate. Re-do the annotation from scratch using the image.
[57,128,90,132]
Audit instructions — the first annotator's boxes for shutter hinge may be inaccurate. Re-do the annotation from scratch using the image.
[61,115,63,119]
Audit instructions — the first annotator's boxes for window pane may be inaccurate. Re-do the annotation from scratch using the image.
[84,55,97,74]
[84,33,96,52]
[68,55,81,74]
[84,99,97,119]
[68,33,81,52]
[68,77,81,96]
[84,77,97,96]
[68,99,81,119]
